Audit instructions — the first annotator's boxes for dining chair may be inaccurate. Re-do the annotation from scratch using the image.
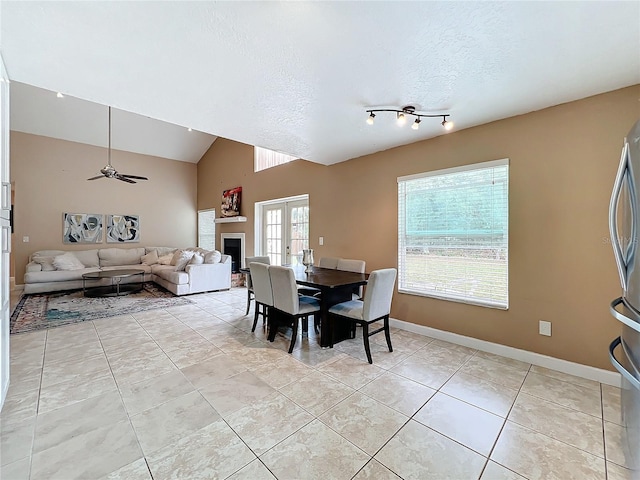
[244,255,270,315]
[337,258,366,300]
[268,265,321,353]
[248,261,273,332]
[318,257,340,269]
[328,268,397,364]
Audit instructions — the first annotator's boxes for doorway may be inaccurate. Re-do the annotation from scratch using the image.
[255,195,309,266]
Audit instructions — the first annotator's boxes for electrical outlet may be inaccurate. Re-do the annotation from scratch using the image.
[319,236,324,246]
[539,320,552,336]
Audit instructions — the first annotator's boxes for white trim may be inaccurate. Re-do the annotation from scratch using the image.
[397,158,509,183]
[221,233,246,268]
[390,317,622,387]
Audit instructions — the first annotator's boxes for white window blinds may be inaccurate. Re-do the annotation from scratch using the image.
[197,209,216,251]
[254,146,297,172]
[398,159,509,309]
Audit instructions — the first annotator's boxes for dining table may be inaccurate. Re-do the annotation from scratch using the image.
[242,264,368,347]
[287,265,368,347]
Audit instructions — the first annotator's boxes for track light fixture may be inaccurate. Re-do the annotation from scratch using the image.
[365,105,453,131]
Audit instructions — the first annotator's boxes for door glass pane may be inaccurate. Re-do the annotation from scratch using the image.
[265,207,283,265]
[289,204,309,266]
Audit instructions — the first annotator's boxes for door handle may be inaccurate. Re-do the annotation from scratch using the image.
[609,142,631,293]
[609,336,640,390]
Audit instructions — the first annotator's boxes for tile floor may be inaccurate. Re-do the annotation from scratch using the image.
[0,287,634,480]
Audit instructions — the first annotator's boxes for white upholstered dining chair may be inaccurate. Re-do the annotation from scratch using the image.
[328,268,397,364]
[268,265,321,353]
[337,258,366,300]
[318,257,340,269]
[244,255,270,315]
[248,261,273,332]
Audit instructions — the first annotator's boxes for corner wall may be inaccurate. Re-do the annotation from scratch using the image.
[11,132,197,282]
[198,85,640,370]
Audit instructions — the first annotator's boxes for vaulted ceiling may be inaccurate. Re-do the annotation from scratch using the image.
[2,2,639,165]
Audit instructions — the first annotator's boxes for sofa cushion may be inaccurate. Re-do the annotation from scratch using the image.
[99,248,146,267]
[146,246,177,258]
[25,267,100,283]
[189,253,204,265]
[141,250,159,265]
[72,249,100,268]
[31,250,65,262]
[101,265,152,274]
[32,255,56,271]
[153,265,189,284]
[157,254,173,265]
[171,250,195,271]
[53,252,86,271]
[204,250,222,264]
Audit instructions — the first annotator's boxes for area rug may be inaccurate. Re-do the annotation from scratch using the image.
[10,283,193,334]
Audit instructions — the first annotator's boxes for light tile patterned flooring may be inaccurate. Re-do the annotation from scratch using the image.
[0,287,633,479]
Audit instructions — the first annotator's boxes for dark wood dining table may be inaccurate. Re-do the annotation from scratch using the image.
[241,264,368,347]
[291,265,368,347]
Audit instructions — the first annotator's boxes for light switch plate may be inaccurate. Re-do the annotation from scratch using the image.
[319,236,324,246]
[22,236,29,243]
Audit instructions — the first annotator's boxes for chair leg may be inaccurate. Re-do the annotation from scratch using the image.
[383,315,393,352]
[314,314,319,334]
[329,314,335,348]
[362,322,373,364]
[288,316,299,353]
[245,289,252,316]
[251,303,259,332]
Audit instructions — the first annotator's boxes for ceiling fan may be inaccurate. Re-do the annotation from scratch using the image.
[87,106,149,184]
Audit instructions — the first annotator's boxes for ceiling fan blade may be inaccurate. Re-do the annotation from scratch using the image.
[119,174,148,180]
[87,175,106,181]
[115,175,136,184]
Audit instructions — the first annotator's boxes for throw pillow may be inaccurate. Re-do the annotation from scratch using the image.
[141,250,159,265]
[157,254,173,265]
[52,252,86,271]
[173,250,195,271]
[33,256,56,271]
[189,253,204,265]
[204,250,222,264]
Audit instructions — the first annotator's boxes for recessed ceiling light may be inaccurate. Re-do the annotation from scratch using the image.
[187,127,193,132]
[56,92,64,98]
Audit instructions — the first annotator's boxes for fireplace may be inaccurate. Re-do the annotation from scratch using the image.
[221,233,245,273]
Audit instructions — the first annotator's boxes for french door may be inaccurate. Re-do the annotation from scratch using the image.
[261,198,309,266]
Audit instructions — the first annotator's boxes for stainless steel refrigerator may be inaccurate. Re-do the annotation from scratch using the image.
[609,118,640,479]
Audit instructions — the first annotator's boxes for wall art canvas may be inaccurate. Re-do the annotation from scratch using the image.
[106,214,140,243]
[221,186,242,217]
[63,213,103,244]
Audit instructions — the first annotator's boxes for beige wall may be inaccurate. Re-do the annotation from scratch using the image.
[11,132,197,282]
[198,85,640,369]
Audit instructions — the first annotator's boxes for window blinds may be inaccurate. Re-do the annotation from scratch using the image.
[398,159,509,309]
[254,147,297,172]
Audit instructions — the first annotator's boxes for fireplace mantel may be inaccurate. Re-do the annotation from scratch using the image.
[215,216,247,224]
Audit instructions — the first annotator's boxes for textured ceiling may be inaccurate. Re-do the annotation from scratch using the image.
[1,1,639,166]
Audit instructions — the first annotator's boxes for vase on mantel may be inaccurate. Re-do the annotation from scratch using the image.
[302,249,314,273]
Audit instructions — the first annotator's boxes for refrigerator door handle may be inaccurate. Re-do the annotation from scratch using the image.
[611,297,640,333]
[609,336,640,390]
[609,141,631,293]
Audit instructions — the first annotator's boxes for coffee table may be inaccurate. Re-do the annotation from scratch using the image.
[82,269,145,297]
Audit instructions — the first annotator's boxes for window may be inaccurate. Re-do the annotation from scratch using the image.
[398,159,509,309]
[254,146,297,172]
[197,209,216,251]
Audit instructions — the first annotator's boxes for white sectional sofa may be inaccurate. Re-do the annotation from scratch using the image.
[24,246,232,296]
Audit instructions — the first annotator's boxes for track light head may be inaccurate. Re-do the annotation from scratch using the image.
[442,117,454,131]
[412,118,421,130]
[397,112,406,126]
[366,112,375,125]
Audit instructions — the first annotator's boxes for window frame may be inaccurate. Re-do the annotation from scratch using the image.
[197,208,216,251]
[397,158,509,310]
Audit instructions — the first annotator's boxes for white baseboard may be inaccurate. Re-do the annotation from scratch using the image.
[390,318,622,387]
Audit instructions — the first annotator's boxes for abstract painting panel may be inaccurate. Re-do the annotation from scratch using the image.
[63,213,103,244]
[221,186,242,217]
[106,214,140,243]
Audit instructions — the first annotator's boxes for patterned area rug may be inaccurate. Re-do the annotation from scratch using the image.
[10,283,193,334]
